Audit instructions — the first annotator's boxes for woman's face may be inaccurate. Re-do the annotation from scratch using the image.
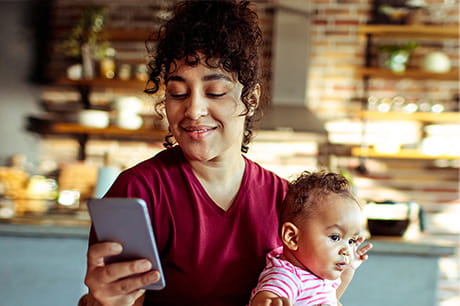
[164,56,250,162]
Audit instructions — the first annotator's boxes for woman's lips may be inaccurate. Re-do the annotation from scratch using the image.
[182,125,217,139]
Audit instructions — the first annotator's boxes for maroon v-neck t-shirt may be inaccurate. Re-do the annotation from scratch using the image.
[93,146,287,305]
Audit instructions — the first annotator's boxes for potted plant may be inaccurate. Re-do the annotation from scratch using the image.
[58,6,111,79]
[376,41,417,74]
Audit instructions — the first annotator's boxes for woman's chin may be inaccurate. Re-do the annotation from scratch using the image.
[181,145,216,162]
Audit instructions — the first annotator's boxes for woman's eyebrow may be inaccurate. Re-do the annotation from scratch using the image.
[166,73,232,83]
[166,75,185,83]
[202,73,232,82]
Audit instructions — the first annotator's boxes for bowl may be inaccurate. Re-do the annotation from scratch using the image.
[78,110,110,128]
[367,219,410,236]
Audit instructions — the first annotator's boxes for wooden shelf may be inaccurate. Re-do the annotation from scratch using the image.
[340,25,460,164]
[105,29,155,41]
[45,122,166,139]
[53,29,155,42]
[357,68,459,80]
[27,117,167,160]
[359,25,459,38]
[54,77,149,89]
[359,111,460,123]
[352,147,460,160]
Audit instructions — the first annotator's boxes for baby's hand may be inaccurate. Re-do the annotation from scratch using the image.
[351,237,372,270]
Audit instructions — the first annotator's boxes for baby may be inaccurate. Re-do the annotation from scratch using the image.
[250,170,372,306]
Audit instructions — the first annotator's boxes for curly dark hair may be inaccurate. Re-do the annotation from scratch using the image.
[278,170,360,229]
[144,0,264,153]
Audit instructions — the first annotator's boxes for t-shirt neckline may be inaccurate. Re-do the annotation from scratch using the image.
[179,149,249,216]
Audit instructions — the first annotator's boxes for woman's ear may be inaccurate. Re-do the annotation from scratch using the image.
[253,83,261,102]
[247,84,261,116]
[281,222,300,251]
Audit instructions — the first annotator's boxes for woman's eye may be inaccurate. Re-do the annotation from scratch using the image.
[329,235,340,242]
[169,93,187,99]
[207,92,226,98]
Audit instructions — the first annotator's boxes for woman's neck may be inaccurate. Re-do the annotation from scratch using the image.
[189,153,246,211]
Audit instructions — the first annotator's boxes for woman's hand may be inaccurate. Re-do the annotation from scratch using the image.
[250,291,292,306]
[84,242,161,306]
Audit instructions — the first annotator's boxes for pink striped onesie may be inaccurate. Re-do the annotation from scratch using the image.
[250,247,341,306]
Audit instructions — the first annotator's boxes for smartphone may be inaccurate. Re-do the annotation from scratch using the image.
[87,197,165,290]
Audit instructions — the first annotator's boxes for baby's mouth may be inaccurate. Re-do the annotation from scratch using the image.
[335,263,347,271]
[336,258,350,271]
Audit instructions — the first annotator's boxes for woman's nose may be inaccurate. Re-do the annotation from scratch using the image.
[184,93,208,120]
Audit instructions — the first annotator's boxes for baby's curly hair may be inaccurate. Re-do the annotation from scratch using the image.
[145,0,263,153]
[278,171,359,228]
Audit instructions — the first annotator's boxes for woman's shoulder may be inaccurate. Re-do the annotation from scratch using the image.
[108,147,185,190]
[105,146,186,197]
[244,156,288,186]
[122,146,184,174]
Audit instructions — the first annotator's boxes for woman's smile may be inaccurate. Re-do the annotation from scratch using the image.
[182,124,218,140]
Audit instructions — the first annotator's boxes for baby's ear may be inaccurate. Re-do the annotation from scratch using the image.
[280,222,300,251]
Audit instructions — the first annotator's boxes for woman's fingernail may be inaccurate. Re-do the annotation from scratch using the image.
[147,271,160,282]
[137,260,152,271]
[112,243,122,252]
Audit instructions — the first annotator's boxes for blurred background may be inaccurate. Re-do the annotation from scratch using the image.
[0,0,458,305]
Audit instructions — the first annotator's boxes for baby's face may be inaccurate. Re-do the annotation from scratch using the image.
[294,194,362,280]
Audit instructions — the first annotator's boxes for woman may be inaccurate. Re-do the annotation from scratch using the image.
[80,1,365,305]
[81,1,287,305]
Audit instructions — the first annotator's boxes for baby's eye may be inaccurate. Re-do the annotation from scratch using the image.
[329,234,340,242]
[348,238,357,245]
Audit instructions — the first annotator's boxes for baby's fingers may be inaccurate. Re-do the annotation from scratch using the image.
[357,242,373,257]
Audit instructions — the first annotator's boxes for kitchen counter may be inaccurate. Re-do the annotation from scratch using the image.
[0,214,458,306]
[0,211,90,238]
[0,222,89,238]
[0,213,90,306]
[0,213,456,254]
[368,234,457,257]
[342,234,458,306]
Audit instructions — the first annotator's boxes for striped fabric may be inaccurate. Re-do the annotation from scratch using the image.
[250,247,340,306]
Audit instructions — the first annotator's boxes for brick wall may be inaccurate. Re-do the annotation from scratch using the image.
[307,0,458,119]
[305,0,459,205]
[45,0,459,115]
[308,0,370,115]
[306,0,459,209]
